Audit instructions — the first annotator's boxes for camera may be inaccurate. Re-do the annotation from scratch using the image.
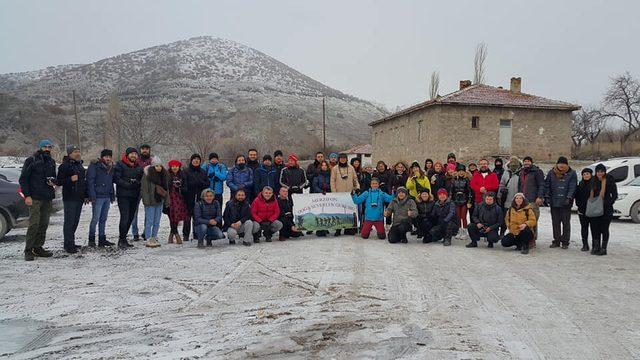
[371,202,378,208]
[47,177,56,185]
[173,179,182,187]
[341,175,348,179]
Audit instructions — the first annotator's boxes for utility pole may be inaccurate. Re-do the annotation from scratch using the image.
[322,97,326,153]
[64,129,68,150]
[72,90,81,152]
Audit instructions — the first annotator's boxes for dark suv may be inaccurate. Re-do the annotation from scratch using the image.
[0,177,30,239]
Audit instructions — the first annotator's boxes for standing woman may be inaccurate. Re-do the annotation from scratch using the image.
[430,162,447,195]
[330,153,360,236]
[312,160,332,237]
[574,168,593,252]
[588,164,618,255]
[167,160,188,244]
[141,157,170,248]
[406,161,431,200]
[424,159,435,178]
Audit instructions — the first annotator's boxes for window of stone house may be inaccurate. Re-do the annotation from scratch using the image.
[471,116,479,129]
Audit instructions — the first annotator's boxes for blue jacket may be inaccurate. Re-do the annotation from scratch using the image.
[433,199,456,224]
[352,189,394,221]
[544,167,577,208]
[254,164,278,194]
[227,165,254,195]
[312,171,331,194]
[206,163,228,195]
[194,200,222,227]
[86,159,115,201]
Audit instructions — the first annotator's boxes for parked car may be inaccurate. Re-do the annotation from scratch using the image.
[0,178,30,239]
[0,167,63,212]
[613,176,640,223]
[586,157,640,186]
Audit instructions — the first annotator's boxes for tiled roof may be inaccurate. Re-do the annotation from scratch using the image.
[341,144,372,154]
[369,84,581,126]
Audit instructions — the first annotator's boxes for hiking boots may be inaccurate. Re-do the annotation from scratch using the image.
[229,239,236,245]
[145,237,161,248]
[488,242,494,248]
[65,247,78,254]
[242,241,251,246]
[561,243,569,249]
[175,234,183,244]
[118,238,130,249]
[24,250,35,261]
[168,234,175,244]
[466,241,478,248]
[581,245,590,252]
[133,235,141,242]
[88,236,96,247]
[443,238,451,246]
[197,239,205,248]
[33,247,53,257]
[550,242,560,248]
[98,236,114,247]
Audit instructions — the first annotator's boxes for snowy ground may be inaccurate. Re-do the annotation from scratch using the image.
[0,202,639,359]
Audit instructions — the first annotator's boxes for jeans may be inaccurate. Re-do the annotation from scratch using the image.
[195,224,224,241]
[131,206,141,236]
[89,198,111,238]
[118,197,139,239]
[25,199,52,251]
[550,207,571,245]
[63,200,83,249]
[226,220,254,241]
[144,203,164,239]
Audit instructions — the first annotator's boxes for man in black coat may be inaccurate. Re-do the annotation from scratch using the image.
[518,156,545,246]
[182,154,209,241]
[19,139,57,261]
[466,192,502,248]
[276,187,302,240]
[306,152,324,187]
[222,189,253,246]
[113,147,143,249]
[56,145,87,253]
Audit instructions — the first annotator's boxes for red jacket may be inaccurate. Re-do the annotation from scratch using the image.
[251,194,280,222]
[470,171,499,204]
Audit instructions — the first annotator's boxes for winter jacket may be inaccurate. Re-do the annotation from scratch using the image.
[222,199,251,231]
[544,166,577,208]
[280,165,308,192]
[471,202,503,231]
[574,179,591,215]
[588,174,618,217]
[56,156,87,202]
[416,198,436,220]
[493,166,505,183]
[247,159,260,172]
[498,170,521,208]
[136,154,152,169]
[206,162,228,195]
[448,176,472,206]
[389,171,409,194]
[277,196,294,222]
[356,170,372,193]
[306,161,322,187]
[470,170,500,204]
[250,194,280,223]
[352,188,394,221]
[406,175,432,199]
[385,197,417,226]
[505,203,537,235]
[140,166,170,207]
[19,150,57,201]
[183,164,210,210]
[194,199,222,227]
[114,155,143,198]
[227,165,254,196]
[433,199,456,225]
[86,159,115,201]
[254,164,279,194]
[311,170,332,194]
[429,172,447,194]
[518,165,545,203]
[373,168,393,194]
[330,164,359,193]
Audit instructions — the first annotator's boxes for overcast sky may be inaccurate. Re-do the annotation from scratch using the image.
[1,0,639,109]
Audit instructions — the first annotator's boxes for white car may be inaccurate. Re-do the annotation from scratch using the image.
[614,176,640,223]
[586,157,640,186]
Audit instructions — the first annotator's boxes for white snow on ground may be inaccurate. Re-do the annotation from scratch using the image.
[0,202,639,359]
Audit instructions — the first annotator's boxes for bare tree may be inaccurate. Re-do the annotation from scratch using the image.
[105,92,123,155]
[571,107,606,148]
[120,89,176,147]
[473,42,488,85]
[181,121,218,157]
[429,71,440,100]
[601,72,640,150]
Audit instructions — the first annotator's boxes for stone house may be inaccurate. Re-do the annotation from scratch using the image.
[369,78,580,164]
[340,144,373,167]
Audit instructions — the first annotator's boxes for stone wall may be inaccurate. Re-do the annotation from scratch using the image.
[371,105,572,164]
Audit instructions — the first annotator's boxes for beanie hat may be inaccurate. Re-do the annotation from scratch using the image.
[595,163,607,173]
[125,147,138,156]
[66,145,80,155]
[288,154,298,162]
[581,167,594,175]
[411,160,420,169]
[139,144,150,150]
[446,163,456,172]
[38,139,53,148]
[556,156,569,165]
[523,156,533,163]
[168,159,182,168]
[190,153,202,162]
[495,157,504,165]
[456,163,466,172]
[100,149,113,158]
[437,188,449,197]
[263,154,273,162]
[151,156,162,166]
[208,152,219,160]
[329,153,338,159]
[338,153,347,159]
[274,150,283,158]
[396,186,408,194]
[447,152,456,160]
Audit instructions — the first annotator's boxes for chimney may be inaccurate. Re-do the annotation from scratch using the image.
[510,77,522,94]
[459,80,472,90]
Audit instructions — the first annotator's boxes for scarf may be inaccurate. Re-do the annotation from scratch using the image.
[553,166,569,179]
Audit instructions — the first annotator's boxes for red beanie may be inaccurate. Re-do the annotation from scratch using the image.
[288,154,298,163]
[168,159,182,168]
[437,188,449,197]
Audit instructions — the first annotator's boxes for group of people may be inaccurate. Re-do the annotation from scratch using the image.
[18,140,618,261]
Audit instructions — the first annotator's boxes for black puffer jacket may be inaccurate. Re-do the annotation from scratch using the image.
[19,150,57,201]
[574,179,591,215]
[416,199,436,221]
[280,166,308,192]
[56,156,87,202]
[277,197,294,221]
[183,164,209,210]
[222,199,251,231]
[373,168,393,194]
[471,202,503,231]
[448,176,471,206]
[113,155,143,198]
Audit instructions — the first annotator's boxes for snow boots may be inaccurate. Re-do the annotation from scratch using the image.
[145,237,161,248]
[98,235,114,247]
